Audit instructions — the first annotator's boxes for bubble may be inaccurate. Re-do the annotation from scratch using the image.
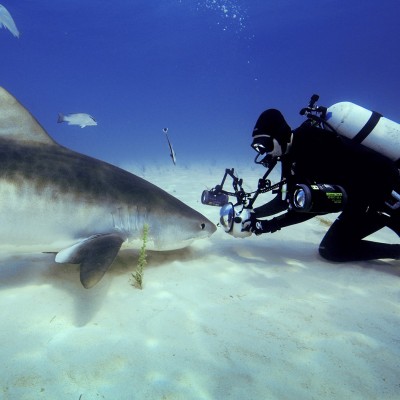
[196,0,248,33]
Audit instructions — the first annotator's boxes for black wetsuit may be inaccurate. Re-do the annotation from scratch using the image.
[254,123,400,261]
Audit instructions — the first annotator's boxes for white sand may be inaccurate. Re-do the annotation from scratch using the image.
[0,163,399,400]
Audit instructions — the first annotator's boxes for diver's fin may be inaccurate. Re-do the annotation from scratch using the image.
[55,233,125,289]
[0,87,57,145]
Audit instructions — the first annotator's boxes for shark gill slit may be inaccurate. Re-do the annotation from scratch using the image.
[111,205,149,240]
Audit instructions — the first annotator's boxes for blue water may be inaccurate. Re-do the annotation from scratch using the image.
[2,0,400,166]
[2,2,400,399]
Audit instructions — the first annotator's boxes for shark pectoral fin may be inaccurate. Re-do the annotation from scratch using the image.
[79,234,124,289]
[55,233,125,289]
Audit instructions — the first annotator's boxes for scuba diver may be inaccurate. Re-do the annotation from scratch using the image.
[242,107,400,262]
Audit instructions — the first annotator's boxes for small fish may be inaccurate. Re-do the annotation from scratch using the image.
[57,113,97,128]
[163,128,176,165]
[0,4,19,38]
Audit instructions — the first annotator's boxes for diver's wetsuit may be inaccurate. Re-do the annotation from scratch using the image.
[254,123,400,262]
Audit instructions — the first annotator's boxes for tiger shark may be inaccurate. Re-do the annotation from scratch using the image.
[0,87,216,288]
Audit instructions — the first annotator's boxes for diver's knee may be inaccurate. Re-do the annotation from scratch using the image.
[318,244,344,262]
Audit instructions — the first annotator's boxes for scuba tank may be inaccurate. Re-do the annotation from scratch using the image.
[301,95,400,211]
[324,102,400,164]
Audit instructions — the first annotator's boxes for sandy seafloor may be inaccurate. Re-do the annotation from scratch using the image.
[0,162,399,400]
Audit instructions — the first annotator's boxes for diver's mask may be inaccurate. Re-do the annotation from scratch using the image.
[251,134,283,167]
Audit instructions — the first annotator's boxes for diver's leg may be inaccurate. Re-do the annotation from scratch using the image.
[384,208,400,236]
[319,210,400,262]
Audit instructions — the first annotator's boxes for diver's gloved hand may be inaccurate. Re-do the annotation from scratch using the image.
[242,214,281,235]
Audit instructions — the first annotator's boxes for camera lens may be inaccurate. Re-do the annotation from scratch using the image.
[294,188,306,209]
[219,203,234,232]
[201,190,210,205]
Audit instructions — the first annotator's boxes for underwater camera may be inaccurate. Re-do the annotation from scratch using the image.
[201,165,348,238]
[219,203,252,238]
[201,165,283,238]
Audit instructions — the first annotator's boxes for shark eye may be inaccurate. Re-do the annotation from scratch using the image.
[200,223,206,230]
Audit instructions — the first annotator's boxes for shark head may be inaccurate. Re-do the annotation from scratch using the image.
[107,179,217,251]
[0,87,216,288]
[125,200,217,251]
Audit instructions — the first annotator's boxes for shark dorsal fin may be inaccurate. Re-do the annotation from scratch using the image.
[0,87,57,145]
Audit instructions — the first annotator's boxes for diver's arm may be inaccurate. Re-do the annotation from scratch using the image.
[273,210,316,229]
[254,159,292,218]
[253,194,287,217]
[243,209,316,235]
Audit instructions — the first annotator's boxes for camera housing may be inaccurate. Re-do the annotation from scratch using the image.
[219,203,252,238]
[200,167,281,238]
